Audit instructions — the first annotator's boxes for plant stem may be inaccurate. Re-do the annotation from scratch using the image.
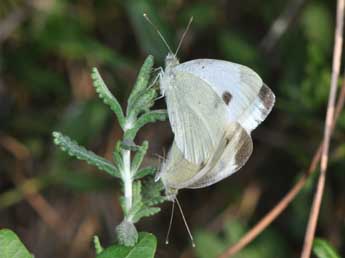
[301,0,344,257]
[122,149,132,213]
[122,119,134,215]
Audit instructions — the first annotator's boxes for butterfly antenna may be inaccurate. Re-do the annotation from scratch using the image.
[175,197,196,247]
[175,16,193,56]
[143,13,173,54]
[165,201,175,245]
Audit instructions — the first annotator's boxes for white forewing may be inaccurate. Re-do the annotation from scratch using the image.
[162,69,229,165]
[176,59,275,133]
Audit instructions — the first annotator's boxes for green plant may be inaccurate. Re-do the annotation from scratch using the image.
[52,55,167,254]
[312,238,341,258]
[0,229,33,258]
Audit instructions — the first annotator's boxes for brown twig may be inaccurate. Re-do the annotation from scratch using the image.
[260,0,308,53]
[68,215,99,258]
[300,0,345,257]
[0,134,68,238]
[217,50,345,258]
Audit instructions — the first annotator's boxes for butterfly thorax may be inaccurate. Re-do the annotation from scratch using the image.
[159,53,180,95]
[165,53,179,69]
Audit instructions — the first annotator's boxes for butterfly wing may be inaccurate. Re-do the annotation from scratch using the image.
[163,69,229,165]
[187,122,253,189]
[157,141,201,190]
[176,59,275,133]
[159,122,252,190]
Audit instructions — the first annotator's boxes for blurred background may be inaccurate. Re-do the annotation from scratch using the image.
[0,0,344,257]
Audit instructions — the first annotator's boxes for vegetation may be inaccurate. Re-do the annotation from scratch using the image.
[0,0,344,257]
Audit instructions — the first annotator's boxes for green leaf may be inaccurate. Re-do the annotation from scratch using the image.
[134,167,156,180]
[113,141,124,170]
[53,131,120,178]
[128,181,143,218]
[125,179,165,223]
[96,232,157,258]
[313,238,341,258]
[91,68,125,128]
[301,3,332,52]
[127,88,157,123]
[131,206,161,223]
[131,141,149,176]
[135,109,167,129]
[128,55,154,111]
[219,32,258,67]
[0,229,33,258]
[93,235,104,254]
[124,1,172,62]
[115,220,139,247]
[195,230,225,258]
[141,179,165,206]
[125,110,167,140]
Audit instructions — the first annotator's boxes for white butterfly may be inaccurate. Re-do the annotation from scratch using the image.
[158,55,275,198]
[144,14,275,246]
[143,15,275,198]
[160,54,275,166]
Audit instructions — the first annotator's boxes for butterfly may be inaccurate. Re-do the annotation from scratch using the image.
[157,52,275,195]
[140,13,276,195]
[144,14,275,245]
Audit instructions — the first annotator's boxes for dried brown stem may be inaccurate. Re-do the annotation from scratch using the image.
[260,0,308,52]
[300,0,345,257]
[217,148,320,258]
[0,134,67,237]
[217,44,345,258]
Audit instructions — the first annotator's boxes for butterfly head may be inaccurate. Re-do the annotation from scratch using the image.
[165,53,179,69]
[164,186,178,202]
[155,170,178,201]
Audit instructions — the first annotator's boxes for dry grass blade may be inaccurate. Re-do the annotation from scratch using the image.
[300,0,345,257]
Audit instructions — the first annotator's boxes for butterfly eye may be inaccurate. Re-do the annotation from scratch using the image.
[222,91,232,105]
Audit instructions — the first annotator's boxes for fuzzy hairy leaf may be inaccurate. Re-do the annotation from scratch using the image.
[142,178,165,206]
[128,181,143,220]
[0,229,33,258]
[127,179,165,223]
[313,238,341,258]
[131,207,161,223]
[134,167,156,180]
[119,196,127,216]
[96,232,156,258]
[91,68,125,128]
[115,220,138,247]
[125,110,167,140]
[127,55,154,112]
[131,141,149,176]
[127,88,157,123]
[113,141,123,170]
[53,132,120,178]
